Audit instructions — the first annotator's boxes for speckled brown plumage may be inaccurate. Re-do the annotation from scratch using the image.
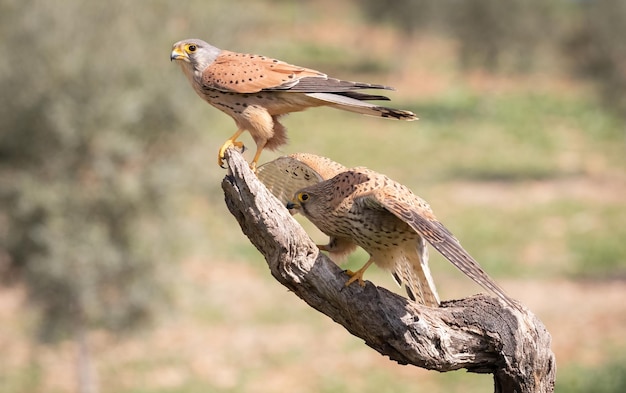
[281,157,517,309]
[201,50,325,94]
[170,39,417,170]
[256,153,348,206]
[257,154,439,306]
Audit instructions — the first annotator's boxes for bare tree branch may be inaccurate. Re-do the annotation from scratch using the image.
[221,148,556,393]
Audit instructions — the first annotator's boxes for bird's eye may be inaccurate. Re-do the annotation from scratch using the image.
[297,192,309,203]
[187,44,197,53]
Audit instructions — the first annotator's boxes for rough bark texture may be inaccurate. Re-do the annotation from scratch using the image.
[221,148,556,393]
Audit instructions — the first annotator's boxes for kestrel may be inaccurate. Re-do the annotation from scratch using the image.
[274,156,517,309]
[257,154,440,306]
[170,39,417,170]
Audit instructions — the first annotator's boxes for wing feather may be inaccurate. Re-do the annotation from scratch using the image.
[372,191,518,310]
[275,77,393,93]
[257,154,348,206]
[202,51,396,95]
[202,50,326,94]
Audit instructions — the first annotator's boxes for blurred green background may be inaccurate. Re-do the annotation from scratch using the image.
[1,0,625,392]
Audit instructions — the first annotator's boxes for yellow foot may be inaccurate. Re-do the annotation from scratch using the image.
[218,139,245,168]
[344,269,367,287]
[249,161,258,173]
[343,258,374,288]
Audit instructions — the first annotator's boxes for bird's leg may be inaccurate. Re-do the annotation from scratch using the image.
[218,129,246,168]
[344,258,375,287]
[248,143,267,173]
[317,237,358,260]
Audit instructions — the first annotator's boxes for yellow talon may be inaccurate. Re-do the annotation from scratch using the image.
[218,129,245,168]
[344,269,366,287]
[249,161,258,173]
[344,258,375,287]
[217,139,245,167]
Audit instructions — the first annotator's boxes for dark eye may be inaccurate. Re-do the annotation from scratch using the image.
[298,193,309,202]
[187,44,197,52]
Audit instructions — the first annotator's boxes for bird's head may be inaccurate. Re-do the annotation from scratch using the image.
[286,191,307,212]
[287,189,318,215]
[287,171,363,219]
[287,188,329,220]
[170,39,221,72]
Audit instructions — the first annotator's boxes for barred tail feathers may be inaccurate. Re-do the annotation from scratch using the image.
[392,238,440,306]
[306,92,417,121]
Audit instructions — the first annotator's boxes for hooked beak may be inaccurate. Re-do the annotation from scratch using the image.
[286,200,300,211]
[170,46,188,62]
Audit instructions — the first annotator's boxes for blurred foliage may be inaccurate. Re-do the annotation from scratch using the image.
[359,0,626,117]
[563,0,626,118]
[359,0,443,36]
[0,0,189,342]
[359,0,557,72]
[556,357,626,393]
[448,0,557,72]
[0,0,299,346]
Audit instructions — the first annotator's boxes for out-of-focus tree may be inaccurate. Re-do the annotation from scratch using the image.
[0,1,192,392]
[358,0,556,73]
[447,0,506,71]
[563,0,626,119]
[0,0,301,390]
[447,0,557,72]
[358,0,442,36]
[356,0,447,76]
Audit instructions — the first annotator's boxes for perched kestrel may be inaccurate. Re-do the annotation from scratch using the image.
[170,39,417,170]
[270,155,516,309]
[257,154,440,306]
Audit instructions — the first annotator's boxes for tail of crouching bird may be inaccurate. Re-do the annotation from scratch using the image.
[392,261,441,306]
[392,239,440,306]
[305,92,418,121]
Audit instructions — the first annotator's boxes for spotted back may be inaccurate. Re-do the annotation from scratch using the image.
[202,50,326,94]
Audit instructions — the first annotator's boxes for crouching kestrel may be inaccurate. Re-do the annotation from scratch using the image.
[260,154,517,309]
[170,39,417,170]
[257,153,439,305]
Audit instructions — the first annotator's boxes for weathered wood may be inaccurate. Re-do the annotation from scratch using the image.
[221,148,556,393]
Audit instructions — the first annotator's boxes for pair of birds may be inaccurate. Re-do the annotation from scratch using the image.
[171,39,517,309]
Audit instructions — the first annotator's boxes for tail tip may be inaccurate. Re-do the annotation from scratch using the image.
[380,110,419,121]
